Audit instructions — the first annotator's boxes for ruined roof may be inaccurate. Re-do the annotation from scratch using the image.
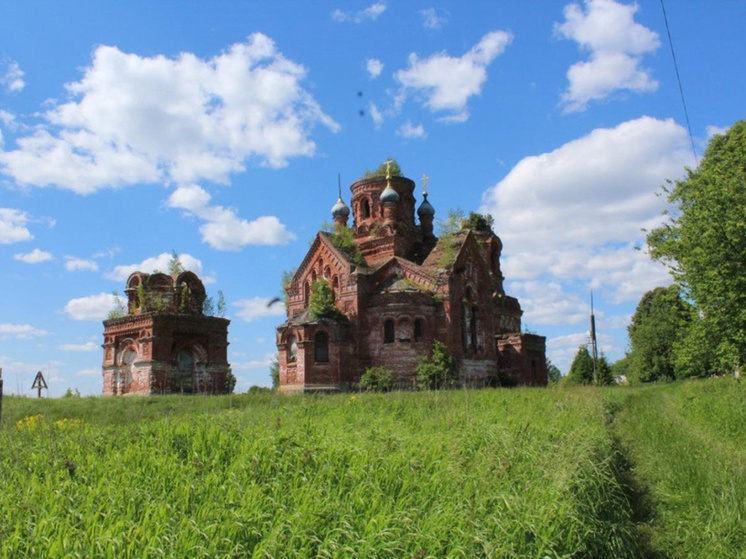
[421,230,470,273]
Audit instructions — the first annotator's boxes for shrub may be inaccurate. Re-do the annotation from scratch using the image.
[360,367,395,392]
[416,341,458,389]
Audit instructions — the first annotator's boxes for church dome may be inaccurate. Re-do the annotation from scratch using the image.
[379,182,400,204]
[331,197,350,218]
[417,193,435,218]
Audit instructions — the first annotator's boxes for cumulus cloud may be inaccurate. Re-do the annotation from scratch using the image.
[0,208,33,244]
[0,34,338,194]
[397,121,426,139]
[105,251,204,281]
[234,296,287,322]
[481,116,693,305]
[59,341,99,352]
[395,31,512,122]
[332,3,386,23]
[555,0,660,112]
[421,7,447,30]
[14,248,53,264]
[1,59,25,92]
[167,184,295,250]
[64,292,119,321]
[366,58,384,79]
[508,281,589,326]
[64,256,99,272]
[0,323,48,339]
[706,124,729,139]
[232,352,277,370]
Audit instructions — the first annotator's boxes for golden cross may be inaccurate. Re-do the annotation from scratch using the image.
[420,173,429,195]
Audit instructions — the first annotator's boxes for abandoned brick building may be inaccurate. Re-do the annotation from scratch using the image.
[276,164,546,393]
[102,270,230,395]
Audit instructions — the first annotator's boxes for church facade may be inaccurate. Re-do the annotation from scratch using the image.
[102,270,230,395]
[276,166,546,392]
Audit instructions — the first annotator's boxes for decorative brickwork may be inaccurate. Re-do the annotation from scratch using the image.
[102,271,230,395]
[277,169,546,392]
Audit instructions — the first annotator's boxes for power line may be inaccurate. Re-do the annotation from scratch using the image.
[660,0,698,165]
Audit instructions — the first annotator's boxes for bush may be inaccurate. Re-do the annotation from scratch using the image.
[360,367,395,392]
[309,279,336,319]
[416,341,458,389]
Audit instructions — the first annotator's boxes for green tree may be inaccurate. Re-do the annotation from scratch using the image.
[626,285,694,383]
[309,279,336,319]
[360,366,395,392]
[202,295,215,316]
[269,357,280,390]
[416,341,458,389]
[217,290,227,318]
[168,250,185,276]
[648,120,746,373]
[566,345,594,385]
[108,290,127,319]
[546,359,561,384]
[224,366,236,394]
[462,212,494,233]
[436,208,465,237]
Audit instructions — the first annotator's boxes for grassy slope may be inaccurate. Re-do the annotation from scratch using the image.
[1,389,644,558]
[605,379,746,559]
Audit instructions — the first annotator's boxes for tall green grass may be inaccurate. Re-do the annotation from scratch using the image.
[1,389,644,557]
[604,379,746,558]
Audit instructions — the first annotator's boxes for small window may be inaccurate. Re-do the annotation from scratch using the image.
[314,332,329,362]
[288,335,297,362]
[362,199,371,219]
[414,319,423,342]
[384,319,395,344]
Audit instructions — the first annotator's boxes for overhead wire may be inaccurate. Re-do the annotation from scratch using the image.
[660,0,699,165]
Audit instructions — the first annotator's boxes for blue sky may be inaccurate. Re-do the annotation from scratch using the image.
[1,1,744,395]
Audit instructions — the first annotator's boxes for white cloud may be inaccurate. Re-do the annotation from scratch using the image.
[332,3,386,23]
[1,59,25,92]
[509,281,589,326]
[105,251,204,281]
[232,352,276,370]
[421,7,447,30]
[14,248,53,264]
[0,208,33,244]
[234,296,286,322]
[395,31,512,122]
[397,121,426,139]
[706,125,729,139]
[0,34,339,194]
[481,116,693,303]
[369,103,383,128]
[75,368,101,377]
[59,341,99,352]
[64,292,119,320]
[167,184,296,250]
[65,256,99,272]
[0,323,48,339]
[556,0,660,112]
[366,58,384,79]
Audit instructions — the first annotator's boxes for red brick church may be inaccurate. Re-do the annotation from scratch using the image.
[276,163,546,392]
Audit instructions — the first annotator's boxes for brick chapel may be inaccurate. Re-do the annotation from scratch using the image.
[102,270,230,395]
[276,163,546,393]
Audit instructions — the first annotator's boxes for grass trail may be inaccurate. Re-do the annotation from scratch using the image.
[604,379,746,558]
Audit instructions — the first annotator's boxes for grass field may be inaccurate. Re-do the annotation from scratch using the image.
[1,380,744,557]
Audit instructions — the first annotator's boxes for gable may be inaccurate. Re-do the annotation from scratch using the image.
[368,257,437,294]
[289,233,356,294]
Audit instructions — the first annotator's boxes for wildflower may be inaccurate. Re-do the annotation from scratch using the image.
[16,414,45,429]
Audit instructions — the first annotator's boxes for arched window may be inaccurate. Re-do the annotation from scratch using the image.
[384,319,395,344]
[288,334,298,362]
[470,306,478,352]
[362,199,371,219]
[314,332,329,362]
[304,282,311,305]
[176,349,195,393]
[414,318,423,342]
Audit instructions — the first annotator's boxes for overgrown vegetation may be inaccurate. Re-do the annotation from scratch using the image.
[565,345,613,385]
[1,380,741,557]
[107,290,127,319]
[308,279,337,319]
[329,224,366,266]
[363,158,401,178]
